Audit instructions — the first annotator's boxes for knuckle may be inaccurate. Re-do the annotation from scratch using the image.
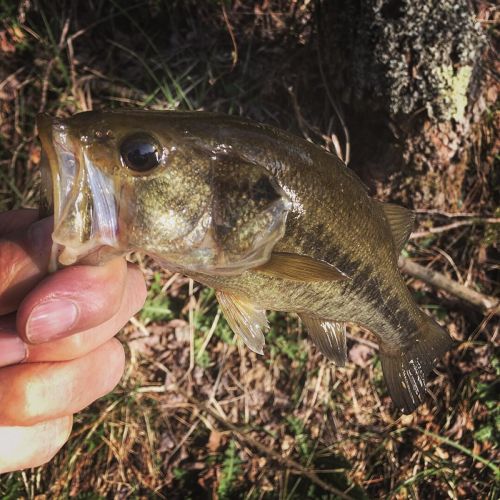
[62,333,85,358]
[108,337,126,364]
[0,416,73,472]
[0,366,49,425]
[103,339,126,387]
[45,416,73,458]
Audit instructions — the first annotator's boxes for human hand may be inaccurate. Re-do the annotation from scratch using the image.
[0,209,147,473]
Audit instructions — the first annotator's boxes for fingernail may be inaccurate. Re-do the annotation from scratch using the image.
[27,300,79,343]
[0,333,27,367]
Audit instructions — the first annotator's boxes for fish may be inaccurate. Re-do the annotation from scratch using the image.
[37,110,454,413]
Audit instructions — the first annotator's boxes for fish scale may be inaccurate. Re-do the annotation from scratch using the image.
[37,109,453,413]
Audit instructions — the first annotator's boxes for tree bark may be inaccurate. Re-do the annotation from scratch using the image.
[317,0,489,210]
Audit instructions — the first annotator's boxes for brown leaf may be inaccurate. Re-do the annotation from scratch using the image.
[0,31,16,54]
[30,145,41,165]
[349,343,374,368]
[208,429,222,453]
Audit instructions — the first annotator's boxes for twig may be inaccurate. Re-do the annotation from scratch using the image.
[190,395,355,499]
[316,43,350,164]
[38,17,70,113]
[346,332,379,351]
[129,316,150,337]
[410,218,500,239]
[287,84,314,143]
[415,427,500,477]
[399,258,500,316]
[434,247,464,284]
[187,279,196,378]
[197,310,221,361]
[413,209,482,218]
[221,1,238,68]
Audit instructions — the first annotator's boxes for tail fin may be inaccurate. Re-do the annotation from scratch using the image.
[380,315,454,413]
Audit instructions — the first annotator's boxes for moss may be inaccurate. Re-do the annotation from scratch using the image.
[322,0,485,121]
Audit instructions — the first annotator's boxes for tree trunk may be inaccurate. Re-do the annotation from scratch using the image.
[317,0,490,211]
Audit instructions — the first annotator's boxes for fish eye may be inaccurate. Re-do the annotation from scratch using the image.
[119,133,161,172]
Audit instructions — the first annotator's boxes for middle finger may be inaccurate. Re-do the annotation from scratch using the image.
[0,337,125,426]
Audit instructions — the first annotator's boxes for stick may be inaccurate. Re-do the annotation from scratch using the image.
[316,43,350,165]
[410,218,500,239]
[189,396,355,499]
[413,209,482,218]
[399,258,499,316]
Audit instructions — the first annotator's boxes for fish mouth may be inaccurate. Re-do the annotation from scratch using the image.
[37,113,120,271]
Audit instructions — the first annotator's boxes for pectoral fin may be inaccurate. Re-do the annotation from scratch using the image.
[378,201,416,253]
[216,291,268,355]
[299,314,347,366]
[256,252,348,282]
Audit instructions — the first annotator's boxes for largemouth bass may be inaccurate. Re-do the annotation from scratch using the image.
[37,110,453,413]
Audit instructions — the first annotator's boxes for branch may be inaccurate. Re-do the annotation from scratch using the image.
[189,395,355,499]
[410,218,500,239]
[399,258,500,316]
[413,209,483,218]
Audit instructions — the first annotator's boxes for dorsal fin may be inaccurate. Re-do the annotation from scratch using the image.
[378,202,415,253]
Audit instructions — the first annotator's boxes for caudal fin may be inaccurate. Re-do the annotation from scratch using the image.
[380,315,454,413]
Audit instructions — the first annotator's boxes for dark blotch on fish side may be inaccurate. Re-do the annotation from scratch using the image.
[251,176,282,204]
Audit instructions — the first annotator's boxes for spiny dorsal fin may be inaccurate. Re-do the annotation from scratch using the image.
[255,252,349,282]
[379,202,416,254]
[299,314,347,366]
[216,291,267,355]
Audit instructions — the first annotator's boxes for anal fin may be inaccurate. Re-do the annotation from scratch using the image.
[216,291,268,355]
[299,314,347,366]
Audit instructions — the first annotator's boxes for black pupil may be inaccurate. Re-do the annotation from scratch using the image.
[120,134,160,172]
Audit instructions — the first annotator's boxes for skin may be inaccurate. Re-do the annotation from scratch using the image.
[0,209,147,473]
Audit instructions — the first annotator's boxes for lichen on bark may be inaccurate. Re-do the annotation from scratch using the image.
[318,0,488,210]
[321,0,485,121]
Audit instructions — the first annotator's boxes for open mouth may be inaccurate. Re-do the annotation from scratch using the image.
[38,114,78,223]
[37,114,120,271]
